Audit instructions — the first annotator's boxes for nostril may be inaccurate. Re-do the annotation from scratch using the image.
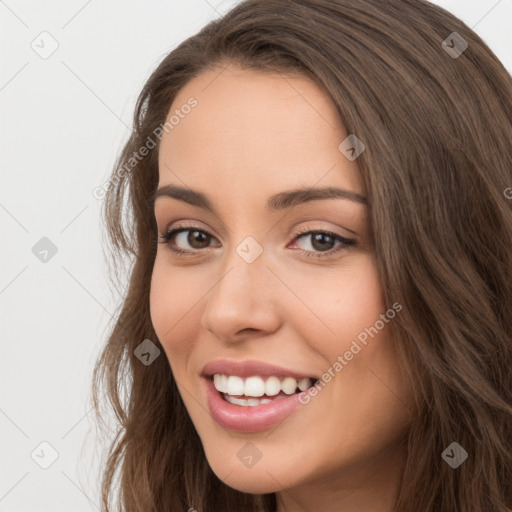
[238,327,259,335]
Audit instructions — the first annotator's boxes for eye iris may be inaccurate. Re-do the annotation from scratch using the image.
[187,230,210,249]
[311,232,335,251]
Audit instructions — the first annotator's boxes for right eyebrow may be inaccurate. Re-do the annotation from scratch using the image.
[151,185,219,216]
[151,184,367,215]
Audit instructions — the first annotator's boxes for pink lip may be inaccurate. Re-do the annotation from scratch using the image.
[203,376,310,432]
[201,358,317,379]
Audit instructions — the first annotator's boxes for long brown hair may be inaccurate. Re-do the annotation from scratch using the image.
[91,1,512,510]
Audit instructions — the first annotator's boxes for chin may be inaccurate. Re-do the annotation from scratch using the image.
[212,463,287,494]
[205,445,312,494]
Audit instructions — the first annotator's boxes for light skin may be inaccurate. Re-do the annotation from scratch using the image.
[150,63,414,512]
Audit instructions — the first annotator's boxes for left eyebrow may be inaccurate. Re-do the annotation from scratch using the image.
[267,186,367,209]
[150,184,368,212]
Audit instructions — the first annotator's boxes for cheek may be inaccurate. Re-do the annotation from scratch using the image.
[286,253,385,352]
[287,253,408,428]
[149,258,204,364]
[278,256,410,473]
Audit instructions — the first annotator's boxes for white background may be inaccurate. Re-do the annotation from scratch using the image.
[1,1,511,510]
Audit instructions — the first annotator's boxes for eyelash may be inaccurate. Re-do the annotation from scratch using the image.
[158,223,357,259]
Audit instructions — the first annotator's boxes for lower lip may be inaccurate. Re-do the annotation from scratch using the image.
[203,377,309,432]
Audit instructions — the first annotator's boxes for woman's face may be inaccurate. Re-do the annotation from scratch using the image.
[150,63,412,504]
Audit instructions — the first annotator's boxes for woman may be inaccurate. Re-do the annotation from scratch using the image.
[92,0,512,510]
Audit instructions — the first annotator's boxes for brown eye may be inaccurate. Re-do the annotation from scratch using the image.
[290,228,357,259]
[178,229,211,249]
[158,224,220,255]
[304,232,337,252]
[160,227,213,251]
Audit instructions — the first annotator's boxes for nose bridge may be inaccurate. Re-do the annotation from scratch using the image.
[210,236,269,308]
[201,234,279,338]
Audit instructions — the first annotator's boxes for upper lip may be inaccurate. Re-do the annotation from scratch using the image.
[201,359,317,380]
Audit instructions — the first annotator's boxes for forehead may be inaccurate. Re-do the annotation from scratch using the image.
[157,64,364,198]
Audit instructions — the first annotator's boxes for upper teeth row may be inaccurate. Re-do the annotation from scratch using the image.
[213,374,314,397]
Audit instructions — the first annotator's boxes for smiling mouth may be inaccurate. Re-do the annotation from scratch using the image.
[211,373,320,406]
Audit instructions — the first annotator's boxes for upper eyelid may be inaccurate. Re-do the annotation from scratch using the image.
[154,203,365,236]
[161,223,356,243]
[154,205,231,237]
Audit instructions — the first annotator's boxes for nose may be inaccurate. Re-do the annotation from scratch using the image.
[200,245,281,343]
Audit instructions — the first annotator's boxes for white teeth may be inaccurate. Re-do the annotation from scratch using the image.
[225,396,248,406]
[213,374,224,392]
[245,376,266,397]
[224,395,283,406]
[298,378,311,391]
[220,374,228,393]
[281,377,298,395]
[265,376,281,396]
[213,374,314,398]
[226,375,244,395]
